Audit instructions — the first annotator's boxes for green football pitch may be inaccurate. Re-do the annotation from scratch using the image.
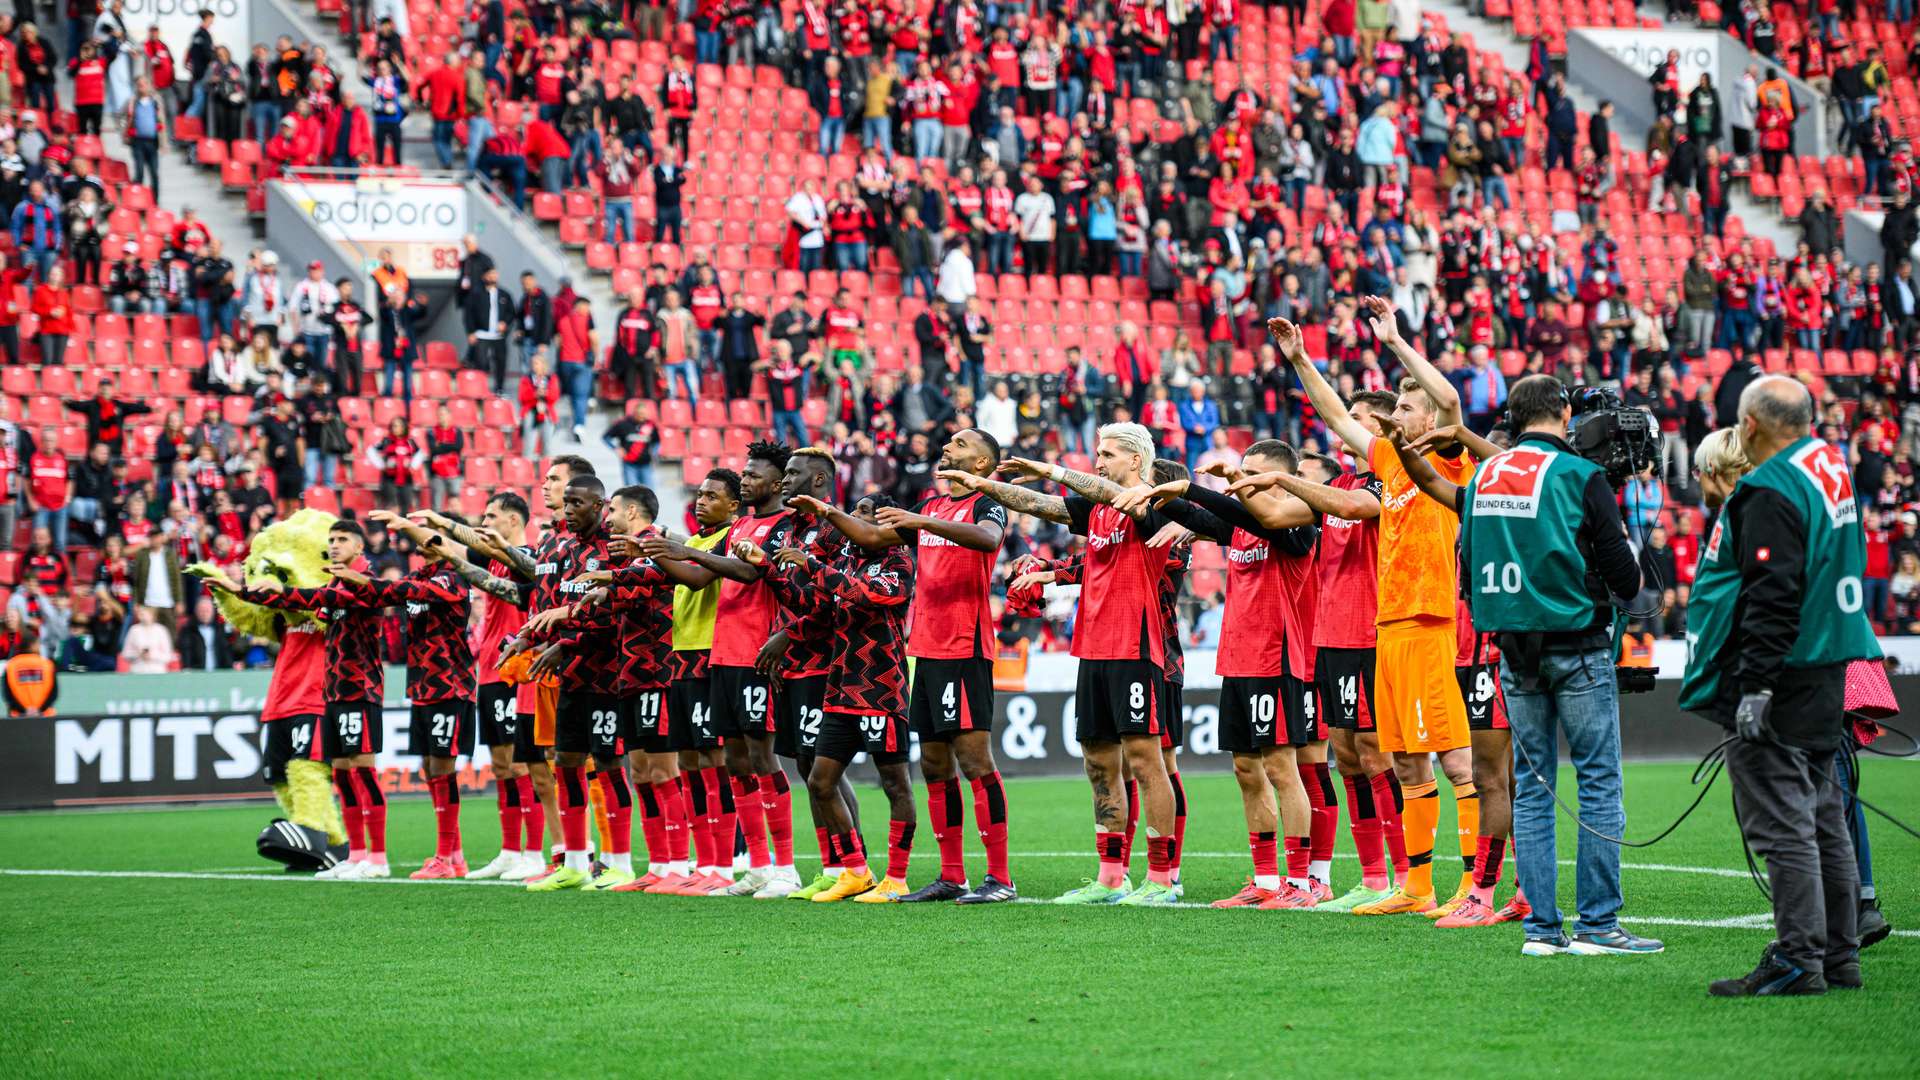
[2,760,1916,1078]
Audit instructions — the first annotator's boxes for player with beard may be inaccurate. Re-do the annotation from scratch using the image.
[944,423,1184,906]
[635,470,739,895]
[366,509,477,879]
[416,457,596,875]
[792,429,1016,904]
[210,521,392,879]
[509,475,634,891]
[1010,458,1195,897]
[555,485,691,891]
[1228,401,1409,910]
[640,442,795,895]
[757,494,916,902]
[750,447,861,900]
[1114,442,1326,908]
[1268,307,1479,918]
[411,493,546,881]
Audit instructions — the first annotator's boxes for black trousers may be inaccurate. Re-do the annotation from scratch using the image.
[1726,737,1860,972]
[469,337,508,392]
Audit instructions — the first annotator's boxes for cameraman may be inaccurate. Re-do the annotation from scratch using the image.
[1458,375,1655,957]
[1384,375,1653,956]
[1680,376,1881,997]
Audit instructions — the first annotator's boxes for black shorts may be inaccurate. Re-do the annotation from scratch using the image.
[510,703,543,765]
[556,689,625,758]
[1317,646,1377,733]
[668,677,720,750]
[1073,659,1165,745]
[708,664,773,740]
[1220,676,1287,754]
[817,708,908,765]
[628,686,671,754]
[1281,673,1325,745]
[909,657,995,742]
[1160,680,1184,750]
[323,700,382,759]
[1458,663,1510,732]
[777,674,828,758]
[410,701,477,759]
[479,682,518,747]
[261,713,323,785]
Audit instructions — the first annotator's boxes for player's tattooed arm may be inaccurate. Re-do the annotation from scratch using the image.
[446,556,527,603]
[939,468,1072,525]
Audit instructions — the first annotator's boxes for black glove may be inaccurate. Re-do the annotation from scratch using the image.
[1734,691,1775,743]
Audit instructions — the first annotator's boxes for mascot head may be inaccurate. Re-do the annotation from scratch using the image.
[187,508,339,642]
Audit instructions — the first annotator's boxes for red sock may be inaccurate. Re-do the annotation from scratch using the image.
[707,768,736,871]
[1283,835,1310,881]
[1372,771,1409,879]
[1301,762,1337,866]
[816,826,835,869]
[929,777,965,884]
[686,769,713,869]
[1146,835,1174,886]
[429,774,461,858]
[1168,770,1187,878]
[601,768,633,857]
[557,764,590,853]
[834,831,869,875]
[1250,831,1279,880]
[1344,773,1388,887]
[885,818,915,881]
[674,775,696,863]
[763,771,794,866]
[354,766,387,858]
[636,778,667,865]
[970,772,1011,884]
[1475,835,1506,890]
[732,774,769,868]
[496,776,522,852]
[1096,830,1127,888]
[517,774,543,852]
[1120,778,1140,864]
[334,768,365,856]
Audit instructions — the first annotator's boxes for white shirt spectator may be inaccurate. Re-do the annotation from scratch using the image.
[976,385,1019,446]
[785,189,828,249]
[1013,190,1055,241]
[288,276,340,337]
[936,245,975,305]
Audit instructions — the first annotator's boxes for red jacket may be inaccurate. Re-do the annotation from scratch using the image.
[518,372,561,422]
[31,286,74,336]
[424,64,466,121]
[322,105,374,162]
[522,120,569,164]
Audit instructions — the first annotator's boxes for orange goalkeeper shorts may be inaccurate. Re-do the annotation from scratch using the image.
[533,683,560,748]
[1373,616,1470,754]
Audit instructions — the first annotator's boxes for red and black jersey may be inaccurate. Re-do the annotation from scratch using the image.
[711,507,792,668]
[1054,543,1191,683]
[1314,473,1382,649]
[902,492,1005,661]
[1063,495,1174,665]
[251,579,388,705]
[371,565,474,705]
[816,539,914,720]
[540,527,621,692]
[607,537,675,691]
[764,512,845,679]
[261,621,326,722]
[472,552,529,683]
[525,526,569,616]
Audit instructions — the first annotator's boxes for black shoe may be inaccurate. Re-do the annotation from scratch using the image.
[955,875,1018,904]
[1825,960,1863,990]
[897,878,969,903]
[1709,944,1828,997]
[1859,900,1892,950]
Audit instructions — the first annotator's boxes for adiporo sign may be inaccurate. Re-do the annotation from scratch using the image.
[120,0,252,62]
[295,181,468,242]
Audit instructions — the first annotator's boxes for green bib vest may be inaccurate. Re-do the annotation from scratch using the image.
[1680,437,1881,710]
[1461,442,1603,634]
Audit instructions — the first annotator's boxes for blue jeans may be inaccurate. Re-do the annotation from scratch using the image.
[834,241,868,271]
[302,331,332,372]
[818,115,845,157]
[569,130,603,186]
[668,359,700,405]
[248,101,281,145]
[1117,250,1141,277]
[1888,0,1913,23]
[1211,25,1239,60]
[621,460,655,488]
[34,506,69,551]
[304,448,339,488]
[540,156,567,194]
[1056,78,1084,121]
[798,246,824,272]
[987,232,1015,275]
[1502,647,1625,939]
[605,200,636,245]
[1484,175,1511,209]
[466,116,494,174]
[196,297,238,342]
[1332,35,1356,65]
[67,496,99,541]
[772,408,807,447]
[431,119,457,168]
[384,351,415,402]
[903,267,935,298]
[863,115,892,158]
[895,52,919,81]
[557,360,593,429]
[912,118,942,161]
[695,28,722,64]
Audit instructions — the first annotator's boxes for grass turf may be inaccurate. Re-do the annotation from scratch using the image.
[1,760,1916,1078]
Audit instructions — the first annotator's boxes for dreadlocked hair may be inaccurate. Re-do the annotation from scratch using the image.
[747,440,793,472]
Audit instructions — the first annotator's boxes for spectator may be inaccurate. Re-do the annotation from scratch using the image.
[757,340,813,448]
[425,405,463,511]
[120,605,178,674]
[603,400,659,488]
[128,529,183,625]
[30,262,74,366]
[1177,380,1221,469]
[464,265,514,393]
[893,205,937,299]
[176,596,234,671]
[517,352,562,459]
[716,295,766,400]
[370,416,422,513]
[554,296,596,438]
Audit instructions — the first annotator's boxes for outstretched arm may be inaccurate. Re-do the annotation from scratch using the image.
[1362,295,1461,427]
[1380,419,1465,514]
[1268,317,1376,462]
[938,469,1072,525]
[1232,470,1381,522]
[997,457,1149,521]
[788,494,905,550]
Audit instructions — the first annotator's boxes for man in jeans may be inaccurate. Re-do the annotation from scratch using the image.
[1438,375,1660,956]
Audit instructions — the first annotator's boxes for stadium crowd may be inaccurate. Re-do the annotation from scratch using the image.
[0,0,1914,677]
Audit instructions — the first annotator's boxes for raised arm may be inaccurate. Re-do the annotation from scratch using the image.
[1232,470,1380,522]
[938,469,1072,526]
[1268,317,1377,462]
[788,494,905,550]
[1362,295,1461,426]
[441,549,528,604]
[998,456,1147,521]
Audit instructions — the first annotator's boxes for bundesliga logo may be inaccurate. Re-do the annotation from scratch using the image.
[1472,447,1556,519]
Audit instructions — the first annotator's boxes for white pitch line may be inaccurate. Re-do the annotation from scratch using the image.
[2,867,1913,937]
